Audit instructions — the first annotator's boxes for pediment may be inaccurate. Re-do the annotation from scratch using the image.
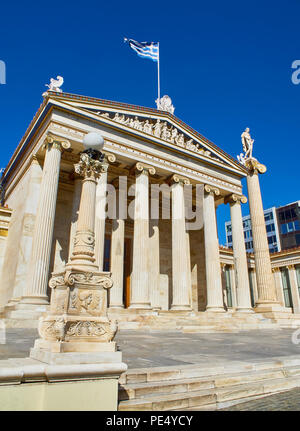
[46,92,247,175]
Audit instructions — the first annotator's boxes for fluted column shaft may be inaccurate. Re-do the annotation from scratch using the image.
[94,164,108,271]
[23,137,69,304]
[109,189,125,308]
[170,175,191,310]
[68,177,82,259]
[272,268,285,307]
[130,163,155,309]
[149,217,161,309]
[288,265,300,314]
[226,195,252,311]
[247,169,278,308]
[203,185,224,312]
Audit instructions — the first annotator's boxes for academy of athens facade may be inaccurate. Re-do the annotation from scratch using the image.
[0,90,299,330]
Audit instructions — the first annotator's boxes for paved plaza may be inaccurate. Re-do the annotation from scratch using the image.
[1,328,300,369]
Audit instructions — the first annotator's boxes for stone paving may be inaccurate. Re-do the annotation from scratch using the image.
[221,388,300,411]
[1,328,300,369]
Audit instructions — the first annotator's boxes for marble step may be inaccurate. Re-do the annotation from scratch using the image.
[119,374,300,411]
[119,367,288,401]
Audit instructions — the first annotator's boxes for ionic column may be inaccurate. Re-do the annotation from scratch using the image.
[94,153,116,271]
[246,159,279,311]
[109,185,125,308]
[68,176,82,259]
[287,265,300,314]
[22,135,70,305]
[225,194,252,312]
[130,162,155,309]
[272,268,285,307]
[229,265,237,308]
[149,217,161,310]
[170,174,192,310]
[203,185,224,312]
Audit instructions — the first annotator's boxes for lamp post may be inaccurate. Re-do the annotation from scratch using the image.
[30,133,118,363]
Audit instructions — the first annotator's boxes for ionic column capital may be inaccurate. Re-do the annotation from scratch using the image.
[224,194,247,205]
[167,174,190,186]
[130,162,156,176]
[43,133,71,152]
[245,158,267,175]
[204,184,220,196]
[287,264,295,270]
[272,267,281,273]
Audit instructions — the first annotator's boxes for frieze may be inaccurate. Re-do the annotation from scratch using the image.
[91,110,224,164]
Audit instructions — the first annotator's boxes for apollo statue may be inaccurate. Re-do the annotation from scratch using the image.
[237,127,254,165]
[45,75,64,92]
[155,95,175,115]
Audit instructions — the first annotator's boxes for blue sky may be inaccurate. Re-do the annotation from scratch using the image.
[0,0,299,244]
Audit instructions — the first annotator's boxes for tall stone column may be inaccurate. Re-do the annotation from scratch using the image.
[22,135,70,305]
[68,176,82,259]
[287,265,300,314]
[109,185,125,308]
[130,162,155,309]
[225,194,252,312]
[170,174,192,311]
[94,153,116,271]
[272,268,285,307]
[149,217,161,310]
[229,265,237,308]
[246,159,280,311]
[203,185,224,312]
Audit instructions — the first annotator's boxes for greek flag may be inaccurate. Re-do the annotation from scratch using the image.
[124,38,159,62]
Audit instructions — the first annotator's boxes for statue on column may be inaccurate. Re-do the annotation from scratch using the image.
[237,127,266,173]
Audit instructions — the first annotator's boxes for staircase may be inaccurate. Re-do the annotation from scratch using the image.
[118,358,300,410]
[108,308,279,333]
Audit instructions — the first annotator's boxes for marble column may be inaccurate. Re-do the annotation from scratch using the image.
[109,186,125,308]
[68,176,82,259]
[203,185,224,312]
[22,135,70,305]
[272,267,285,307]
[130,162,155,309]
[94,153,116,271]
[246,159,279,311]
[169,174,192,310]
[149,217,161,310]
[229,265,237,308]
[225,194,252,312]
[287,265,300,314]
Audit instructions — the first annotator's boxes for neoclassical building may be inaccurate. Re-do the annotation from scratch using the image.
[0,90,299,331]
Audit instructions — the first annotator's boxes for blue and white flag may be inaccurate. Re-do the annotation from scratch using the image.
[124,38,159,62]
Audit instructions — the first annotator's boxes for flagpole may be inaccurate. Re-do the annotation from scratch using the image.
[157,42,160,101]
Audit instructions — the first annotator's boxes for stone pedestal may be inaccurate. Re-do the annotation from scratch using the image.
[246,158,281,313]
[203,185,225,312]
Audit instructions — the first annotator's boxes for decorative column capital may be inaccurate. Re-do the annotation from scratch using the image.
[224,194,247,205]
[272,267,280,273]
[204,184,220,196]
[130,162,156,176]
[287,264,295,270]
[220,262,227,271]
[245,158,267,175]
[74,153,104,181]
[167,174,190,186]
[43,133,71,152]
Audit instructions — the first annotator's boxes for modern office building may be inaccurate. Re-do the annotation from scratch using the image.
[225,203,300,253]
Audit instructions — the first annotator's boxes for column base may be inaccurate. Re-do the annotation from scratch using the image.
[129,303,152,310]
[108,305,125,310]
[235,308,254,313]
[254,301,283,314]
[20,295,50,305]
[170,305,192,311]
[205,307,226,313]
